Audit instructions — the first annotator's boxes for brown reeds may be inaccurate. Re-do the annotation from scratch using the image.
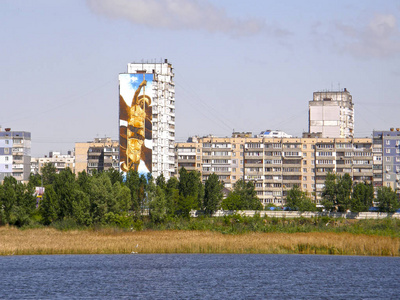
[1,226,399,256]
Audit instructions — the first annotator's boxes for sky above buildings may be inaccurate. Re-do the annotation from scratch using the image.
[1,0,400,156]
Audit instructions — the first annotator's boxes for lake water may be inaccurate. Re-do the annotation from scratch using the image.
[1,254,399,299]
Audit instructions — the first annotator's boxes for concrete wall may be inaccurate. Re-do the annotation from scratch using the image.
[206,210,400,219]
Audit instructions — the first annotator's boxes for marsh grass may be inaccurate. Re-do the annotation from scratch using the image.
[1,226,399,256]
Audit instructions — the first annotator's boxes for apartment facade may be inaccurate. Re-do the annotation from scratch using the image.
[176,134,379,206]
[373,128,400,193]
[309,89,354,138]
[31,151,75,175]
[119,60,175,180]
[75,138,119,175]
[0,128,31,182]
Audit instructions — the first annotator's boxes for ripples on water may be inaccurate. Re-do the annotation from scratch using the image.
[1,254,399,299]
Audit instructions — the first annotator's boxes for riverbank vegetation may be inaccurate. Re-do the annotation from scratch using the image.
[1,226,399,256]
[1,165,399,229]
[1,166,400,256]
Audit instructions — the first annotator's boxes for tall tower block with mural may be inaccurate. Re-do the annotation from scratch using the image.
[119,60,175,180]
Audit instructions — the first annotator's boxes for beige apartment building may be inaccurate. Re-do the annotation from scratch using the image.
[75,138,119,175]
[31,151,75,175]
[176,133,376,206]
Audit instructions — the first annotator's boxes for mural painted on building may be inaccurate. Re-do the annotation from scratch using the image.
[119,73,152,175]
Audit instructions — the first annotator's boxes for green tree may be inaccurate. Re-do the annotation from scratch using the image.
[155,173,167,190]
[204,173,224,215]
[336,173,352,212]
[72,190,92,226]
[0,176,18,224]
[125,170,141,218]
[351,182,374,213]
[286,185,316,211]
[377,186,400,213]
[165,177,180,216]
[14,182,36,226]
[105,168,123,185]
[321,172,337,211]
[41,163,57,185]
[53,168,76,219]
[89,172,113,223]
[148,186,168,223]
[178,168,203,212]
[112,182,132,214]
[39,185,59,225]
[221,179,262,210]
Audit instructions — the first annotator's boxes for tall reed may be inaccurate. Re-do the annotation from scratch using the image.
[1,226,399,256]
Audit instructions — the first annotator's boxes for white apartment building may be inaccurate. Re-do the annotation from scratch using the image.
[309,88,354,138]
[120,60,175,180]
[0,128,31,182]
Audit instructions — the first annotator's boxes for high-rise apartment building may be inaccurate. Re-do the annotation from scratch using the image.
[309,89,354,138]
[0,128,31,182]
[119,60,175,180]
[176,133,377,206]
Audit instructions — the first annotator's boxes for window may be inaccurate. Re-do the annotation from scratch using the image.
[5,156,9,161]
[303,144,307,149]
[311,160,315,165]
[232,176,236,180]
[386,157,391,162]
[303,160,307,165]
[386,140,390,145]
[386,149,391,154]
[5,140,9,144]
[303,184,307,189]
[303,176,307,181]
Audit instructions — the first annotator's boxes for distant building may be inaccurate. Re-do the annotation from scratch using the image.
[373,128,400,194]
[31,151,75,175]
[176,134,375,206]
[309,88,354,138]
[257,130,292,138]
[74,138,119,175]
[119,60,175,180]
[0,127,31,182]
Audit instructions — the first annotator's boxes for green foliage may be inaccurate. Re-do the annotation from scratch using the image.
[221,179,262,210]
[286,185,317,211]
[204,173,224,215]
[39,185,59,225]
[377,186,400,213]
[351,182,374,213]
[41,163,57,185]
[148,186,168,223]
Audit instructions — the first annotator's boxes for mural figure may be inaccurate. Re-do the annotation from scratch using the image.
[120,74,152,173]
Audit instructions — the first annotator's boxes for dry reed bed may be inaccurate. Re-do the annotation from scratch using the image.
[1,227,399,256]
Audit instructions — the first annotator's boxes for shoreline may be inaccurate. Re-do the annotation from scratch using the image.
[1,227,399,256]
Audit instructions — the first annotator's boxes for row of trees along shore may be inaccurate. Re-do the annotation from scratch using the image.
[0,165,399,228]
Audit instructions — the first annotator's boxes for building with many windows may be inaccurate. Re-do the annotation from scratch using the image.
[0,128,31,182]
[31,151,75,175]
[75,138,119,175]
[373,128,400,193]
[119,60,175,180]
[176,133,381,206]
[309,88,354,138]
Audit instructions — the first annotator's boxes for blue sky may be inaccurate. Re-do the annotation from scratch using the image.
[1,0,400,156]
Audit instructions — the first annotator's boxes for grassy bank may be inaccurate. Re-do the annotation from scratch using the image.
[1,226,399,256]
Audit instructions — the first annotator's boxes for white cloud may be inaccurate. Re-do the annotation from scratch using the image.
[336,13,400,58]
[86,0,269,37]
